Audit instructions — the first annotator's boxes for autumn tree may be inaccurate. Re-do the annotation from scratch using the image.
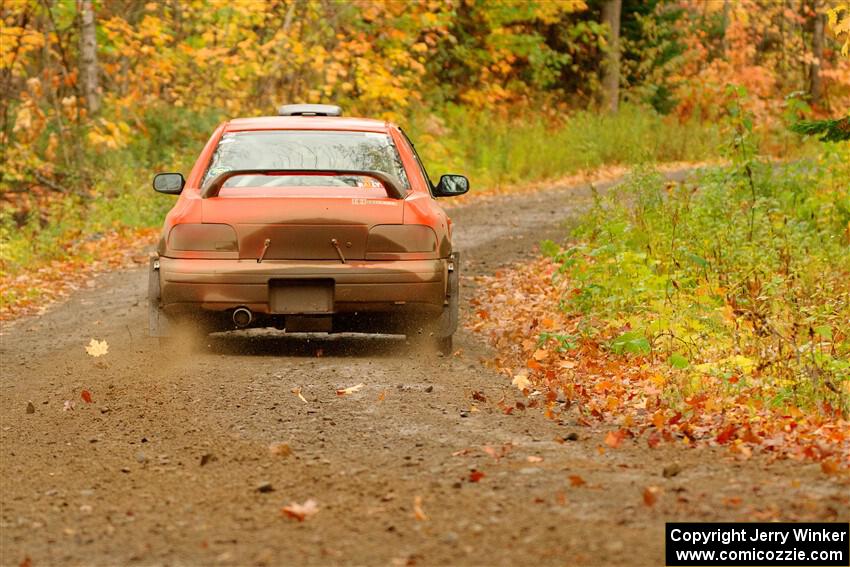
[601,0,622,113]
[77,0,99,113]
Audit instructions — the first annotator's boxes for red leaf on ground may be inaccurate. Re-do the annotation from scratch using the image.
[469,470,485,483]
[81,390,93,403]
[569,475,586,487]
[716,424,737,445]
[647,431,661,448]
[643,486,660,507]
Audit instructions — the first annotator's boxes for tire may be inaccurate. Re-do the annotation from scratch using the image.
[435,252,460,338]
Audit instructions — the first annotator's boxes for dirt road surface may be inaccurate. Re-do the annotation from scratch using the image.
[2,173,848,567]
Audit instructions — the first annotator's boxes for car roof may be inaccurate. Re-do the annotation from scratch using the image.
[224,116,391,133]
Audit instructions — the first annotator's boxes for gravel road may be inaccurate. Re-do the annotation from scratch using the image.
[1,173,847,566]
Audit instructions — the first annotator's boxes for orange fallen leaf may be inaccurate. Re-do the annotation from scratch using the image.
[377,389,387,402]
[281,499,319,521]
[643,486,660,507]
[81,390,93,403]
[604,430,624,449]
[821,459,839,475]
[469,469,485,482]
[722,497,742,508]
[269,442,292,457]
[569,475,586,487]
[413,495,428,521]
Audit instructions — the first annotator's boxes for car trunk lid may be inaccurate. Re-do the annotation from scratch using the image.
[201,193,404,260]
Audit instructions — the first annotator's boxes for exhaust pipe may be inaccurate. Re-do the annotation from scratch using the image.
[232,307,253,328]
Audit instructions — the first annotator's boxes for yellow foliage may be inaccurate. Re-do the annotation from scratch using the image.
[827,3,850,56]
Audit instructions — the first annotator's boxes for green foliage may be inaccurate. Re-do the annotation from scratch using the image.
[610,331,652,355]
[408,103,723,189]
[790,116,850,143]
[557,138,850,412]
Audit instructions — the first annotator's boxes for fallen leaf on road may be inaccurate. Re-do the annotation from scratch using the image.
[26,401,35,414]
[413,495,428,521]
[722,496,742,508]
[604,430,625,448]
[377,389,387,402]
[81,390,93,403]
[337,383,365,396]
[821,459,839,475]
[643,486,661,506]
[569,475,586,487]
[85,339,109,357]
[647,432,661,448]
[269,442,292,457]
[281,499,319,521]
[511,372,531,391]
[469,470,485,482]
[291,387,308,403]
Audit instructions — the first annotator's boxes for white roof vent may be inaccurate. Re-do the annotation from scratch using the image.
[278,104,342,117]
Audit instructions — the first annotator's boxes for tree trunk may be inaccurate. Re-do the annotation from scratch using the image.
[77,0,99,114]
[809,0,824,105]
[601,0,622,114]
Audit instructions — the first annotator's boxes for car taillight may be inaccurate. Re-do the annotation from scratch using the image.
[367,225,437,253]
[168,224,238,251]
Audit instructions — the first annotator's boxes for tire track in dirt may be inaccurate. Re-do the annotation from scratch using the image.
[1,172,847,566]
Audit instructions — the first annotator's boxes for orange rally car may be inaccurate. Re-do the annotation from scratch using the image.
[148,104,469,353]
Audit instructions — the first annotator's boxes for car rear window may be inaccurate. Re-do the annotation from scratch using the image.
[202,130,410,192]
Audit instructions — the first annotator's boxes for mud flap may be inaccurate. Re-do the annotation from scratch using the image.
[436,252,459,338]
[148,257,172,338]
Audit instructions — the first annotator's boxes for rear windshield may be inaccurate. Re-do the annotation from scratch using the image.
[202,130,410,191]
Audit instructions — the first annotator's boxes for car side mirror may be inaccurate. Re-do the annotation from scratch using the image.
[153,173,185,195]
[433,174,469,197]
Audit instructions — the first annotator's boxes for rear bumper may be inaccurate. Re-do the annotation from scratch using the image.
[157,256,448,315]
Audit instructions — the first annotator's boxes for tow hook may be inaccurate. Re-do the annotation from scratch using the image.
[331,238,346,264]
[257,238,271,263]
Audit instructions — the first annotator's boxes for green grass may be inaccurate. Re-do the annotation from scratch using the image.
[408,103,726,188]
[544,140,850,413]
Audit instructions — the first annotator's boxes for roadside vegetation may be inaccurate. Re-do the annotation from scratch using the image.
[470,97,849,466]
